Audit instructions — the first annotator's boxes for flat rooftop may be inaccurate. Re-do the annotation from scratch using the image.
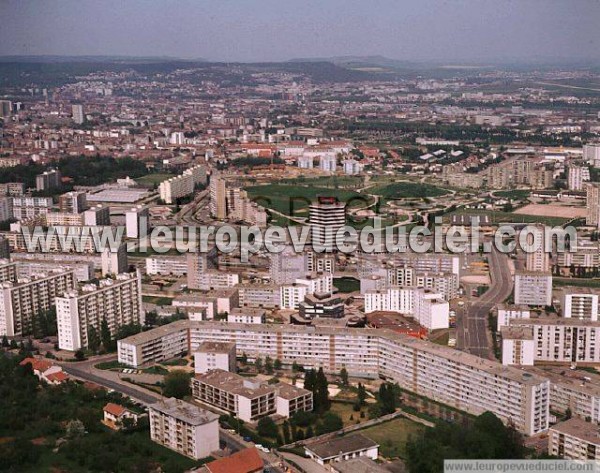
[306,433,378,460]
[149,397,218,425]
[197,341,236,354]
[550,417,600,445]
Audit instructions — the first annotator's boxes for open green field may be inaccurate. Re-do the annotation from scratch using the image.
[357,417,426,459]
[553,278,600,288]
[334,277,361,293]
[443,209,569,226]
[245,184,370,216]
[280,175,363,189]
[493,189,531,200]
[369,182,450,200]
[135,173,176,186]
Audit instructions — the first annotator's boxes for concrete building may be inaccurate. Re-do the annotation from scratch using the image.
[584,143,600,167]
[524,225,551,273]
[191,369,312,422]
[309,197,346,252]
[227,309,265,325]
[186,248,218,290]
[125,206,149,239]
[146,255,187,276]
[298,292,345,320]
[149,397,219,460]
[568,165,590,191]
[59,191,87,214]
[514,271,553,307]
[561,289,599,321]
[0,270,77,337]
[0,197,13,222]
[12,196,53,219]
[35,169,61,192]
[159,165,206,204]
[501,326,535,366]
[72,104,85,124]
[549,418,600,460]
[342,159,363,175]
[56,271,142,351]
[16,259,93,282]
[194,341,237,374]
[101,243,128,277]
[238,284,280,309]
[118,321,550,435]
[497,304,531,331]
[587,183,600,229]
[83,205,110,226]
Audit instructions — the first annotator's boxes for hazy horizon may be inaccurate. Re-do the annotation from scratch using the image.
[1,0,599,64]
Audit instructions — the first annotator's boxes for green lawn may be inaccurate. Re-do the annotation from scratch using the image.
[334,277,361,293]
[357,417,426,459]
[330,401,364,427]
[369,182,450,200]
[245,184,370,216]
[443,209,569,226]
[142,296,174,306]
[280,176,363,189]
[135,173,176,187]
[494,189,531,200]
[553,278,600,288]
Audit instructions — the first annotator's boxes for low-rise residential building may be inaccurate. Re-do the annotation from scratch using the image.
[227,308,265,324]
[191,369,312,422]
[304,434,379,468]
[205,447,264,473]
[102,403,142,430]
[149,397,219,460]
[145,256,188,276]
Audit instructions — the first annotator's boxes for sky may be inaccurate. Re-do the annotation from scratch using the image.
[0,0,599,64]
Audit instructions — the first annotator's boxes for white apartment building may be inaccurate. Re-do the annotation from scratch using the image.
[514,271,553,307]
[83,205,110,226]
[342,159,363,175]
[238,284,280,309]
[549,418,600,460]
[159,165,206,204]
[568,165,591,191]
[523,225,551,273]
[295,273,333,295]
[0,197,13,222]
[12,196,53,219]
[365,287,449,330]
[508,318,600,365]
[118,321,549,435]
[497,304,531,331]
[149,398,219,460]
[227,308,265,324]
[297,155,313,169]
[0,260,18,283]
[191,369,312,422]
[319,155,337,173]
[0,270,77,337]
[125,206,149,239]
[101,243,128,277]
[309,197,346,252]
[194,341,237,374]
[584,143,600,167]
[561,289,599,321]
[188,270,239,291]
[501,326,535,366]
[56,272,142,351]
[145,255,188,276]
[587,183,600,229]
[280,283,309,310]
[16,259,93,282]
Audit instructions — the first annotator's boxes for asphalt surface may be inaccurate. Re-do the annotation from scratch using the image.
[458,247,513,359]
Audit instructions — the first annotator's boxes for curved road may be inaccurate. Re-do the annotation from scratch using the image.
[459,247,513,359]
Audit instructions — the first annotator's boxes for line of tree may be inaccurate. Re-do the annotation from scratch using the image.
[304,367,330,414]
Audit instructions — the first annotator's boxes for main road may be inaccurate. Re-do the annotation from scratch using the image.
[457,246,513,359]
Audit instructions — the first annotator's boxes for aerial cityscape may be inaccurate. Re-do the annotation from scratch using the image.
[0,1,600,472]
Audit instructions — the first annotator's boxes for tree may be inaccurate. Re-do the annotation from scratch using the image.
[1,335,8,347]
[274,358,282,371]
[306,425,314,438]
[264,356,274,375]
[316,412,343,435]
[74,350,86,361]
[304,369,316,393]
[340,367,349,386]
[144,311,158,327]
[357,383,367,406]
[241,353,248,365]
[255,357,263,373]
[87,326,101,353]
[282,420,291,444]
[315,368,330,413]
[66,419,85,438]
[100,318,113,351]
[163,370,191,399]
[257,417,278,439]
[9,339,18,349]
[292,361,301,373]
[378,383,397,415]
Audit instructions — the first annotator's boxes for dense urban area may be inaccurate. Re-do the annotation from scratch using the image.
[0,56,600,473]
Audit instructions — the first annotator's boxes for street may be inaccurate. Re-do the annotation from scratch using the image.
[457,247,513,359]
